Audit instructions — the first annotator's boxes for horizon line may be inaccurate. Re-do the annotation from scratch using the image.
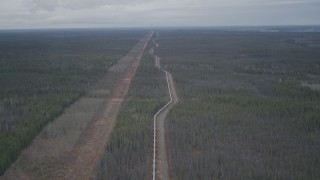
[1,24,320,31]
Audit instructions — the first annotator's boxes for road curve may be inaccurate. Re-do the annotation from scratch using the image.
[151,40,178,180]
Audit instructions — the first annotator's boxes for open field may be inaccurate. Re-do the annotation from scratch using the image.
[157,29,320,179]
[0,29,146,176]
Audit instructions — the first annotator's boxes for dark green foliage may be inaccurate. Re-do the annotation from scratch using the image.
[158,30,320,179]
[0,29,146,175]
[97,43,168,180]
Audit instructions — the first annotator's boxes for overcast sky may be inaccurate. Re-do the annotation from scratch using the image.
[0,0,319,29]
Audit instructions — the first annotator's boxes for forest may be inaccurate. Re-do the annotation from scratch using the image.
[0,29,145,175]
[96,40,169,179]
[1,28,320,179]
[156,29,320,179]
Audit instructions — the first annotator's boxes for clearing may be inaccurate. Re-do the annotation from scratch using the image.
[1,32,153,180]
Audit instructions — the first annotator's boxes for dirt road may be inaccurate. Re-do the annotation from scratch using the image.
[150,43,179,180]
[59,32,153,180]
[1,32,153,180]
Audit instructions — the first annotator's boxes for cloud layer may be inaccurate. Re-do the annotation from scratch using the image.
[0,0,319,29]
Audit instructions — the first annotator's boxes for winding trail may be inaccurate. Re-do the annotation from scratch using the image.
[151,40,178,180]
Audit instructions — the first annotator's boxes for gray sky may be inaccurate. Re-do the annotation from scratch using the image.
[0,0,319,29]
